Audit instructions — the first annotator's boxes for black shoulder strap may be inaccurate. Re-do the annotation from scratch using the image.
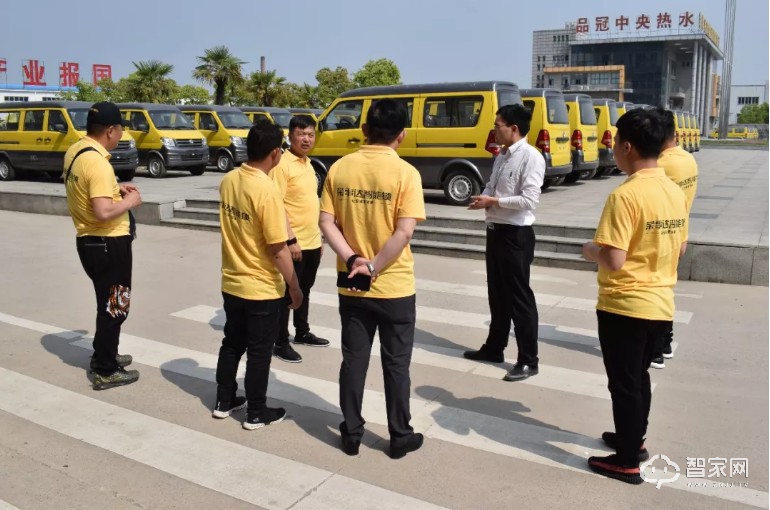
[64,146,99,182]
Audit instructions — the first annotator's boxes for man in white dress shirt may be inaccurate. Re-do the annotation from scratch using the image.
[463,104,545,381]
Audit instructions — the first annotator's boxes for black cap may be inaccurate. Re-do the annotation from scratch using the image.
[87,102,128,128]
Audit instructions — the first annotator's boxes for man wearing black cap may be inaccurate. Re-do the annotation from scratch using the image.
[64,102,143,390]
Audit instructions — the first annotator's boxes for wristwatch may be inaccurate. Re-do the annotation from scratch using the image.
[365,262,377,277]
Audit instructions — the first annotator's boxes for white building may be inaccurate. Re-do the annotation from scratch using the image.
[728,82,768,124]
[0,85,73,102]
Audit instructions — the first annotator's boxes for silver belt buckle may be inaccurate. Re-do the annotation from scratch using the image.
[487,223,495,230]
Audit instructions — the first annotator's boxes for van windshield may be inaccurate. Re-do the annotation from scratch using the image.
[149,110,194,129]
[271,113,292,128]
[67,109,90,130]
[578,99,597,125]
[218,112,253,129]
[497,89,522,108]
[608,103,619,125]
[547,96,569,124]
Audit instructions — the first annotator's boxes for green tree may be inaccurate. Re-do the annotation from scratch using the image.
[97,78,131,103]
[124,60,178,103]
[175,85,211,105]
[60,81,107,102]
[193,46,245,105]
[738,103,769,124]
[245,70,288,106]
[296,83,320,108]
[353,58,401,88]
[315,66,353,108]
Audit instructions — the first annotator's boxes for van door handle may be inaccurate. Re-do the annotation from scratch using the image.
[44,137,51,143]
[348,138,361,143]
[36,137,43,143]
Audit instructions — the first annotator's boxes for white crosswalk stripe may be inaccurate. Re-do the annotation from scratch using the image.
[0,311,765,508]
[316,268,694,324]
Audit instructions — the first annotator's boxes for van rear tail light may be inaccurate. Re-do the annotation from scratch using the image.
[485,130,500,156]
[571,129,583,150]
[536,129,551,153]
[601,130,613,148]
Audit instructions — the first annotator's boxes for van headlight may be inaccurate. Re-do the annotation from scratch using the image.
[230,136,244,145]
[161,137,176,147]
[201,138,208,147]
[128,139,136,149]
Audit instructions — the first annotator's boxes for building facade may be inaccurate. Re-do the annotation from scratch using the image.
[728,82,768,124]
[0,85,73,102]
[532,11,723,132]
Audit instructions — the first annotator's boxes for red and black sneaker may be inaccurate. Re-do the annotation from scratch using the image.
[588,454,644,485]
[601,431,650,462]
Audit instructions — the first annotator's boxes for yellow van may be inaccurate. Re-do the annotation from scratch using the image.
[616,101,634,116]
[592,99,619,177]
[519,89,572,187]
[311,81,522,205]
[674,111,688,150]
[563,94,599,182]
[179,105,251,171]
[118,103,208,178]
[287,108,324,121]
[239,106,292,135]
[727,126,750,139]
[0,101,138,182]
[689,113,700,151]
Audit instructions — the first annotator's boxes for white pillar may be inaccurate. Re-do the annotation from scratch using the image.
[691,42,700,113]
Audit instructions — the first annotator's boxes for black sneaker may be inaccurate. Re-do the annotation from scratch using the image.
[601,431,650,462]
[389,433,424,459]
[339,422,360,456]
[588,454,643,485]
[503,363,539,381]
[273,344,302,363]
[90,354,133,369]
[212,396,247,419]
[463,346,504,363]
[294,332,330,347]
[650,356,665,369]
[243,407,287,430]
[91,368,139,391]
[662,344,674,359]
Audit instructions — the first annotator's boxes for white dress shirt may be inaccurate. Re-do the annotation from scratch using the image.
[482,137,545,226]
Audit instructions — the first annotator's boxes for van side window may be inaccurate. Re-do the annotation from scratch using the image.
[129,112,149,131]
[522,100,535,117]
[322,101,363,131]
[47,110,67,131]
[423,96,483,128]
[199,113,217,130]
[595,107,602,122]
[182,112,196,125]
[0,111,20,131]
[23,110,44,131]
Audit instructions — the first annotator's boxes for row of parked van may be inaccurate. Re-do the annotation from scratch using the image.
[709,126,760,139]
[0,102,322,181]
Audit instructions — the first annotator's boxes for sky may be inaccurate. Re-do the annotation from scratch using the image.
[0,0,767,90]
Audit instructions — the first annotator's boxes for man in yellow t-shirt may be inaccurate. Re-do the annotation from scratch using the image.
[214,120,303,431]
[650,109,699,368]
[270,115,329,364]
[64,102,142,391]
[320,99,426,459]
[582,108,688,484]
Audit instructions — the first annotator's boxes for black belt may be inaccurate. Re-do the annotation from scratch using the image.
[486,223,529,230]
[76,235,130,242]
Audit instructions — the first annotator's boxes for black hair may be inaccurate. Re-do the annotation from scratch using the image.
[289,114,317,133]
[246,119,284,161]
[615,108,666,159]
[366,99,407,144]
[496,104,532,136]
[657,107,676,141]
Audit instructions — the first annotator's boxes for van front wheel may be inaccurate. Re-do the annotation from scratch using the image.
[443,169,480,206]
[216,153,233,172]
[0,157,15,181]
[189,167,205,176]
[147,155,167,178]
[116,169,136,182]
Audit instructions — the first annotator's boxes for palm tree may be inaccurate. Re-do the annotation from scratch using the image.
[193,46,245,105]
[247,70,287,106]
[126,60,176,103]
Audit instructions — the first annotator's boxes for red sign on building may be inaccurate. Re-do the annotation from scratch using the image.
[0,59,6,75]
[92,64,112,85]
[23,59,46,86]
[59,62,80,87]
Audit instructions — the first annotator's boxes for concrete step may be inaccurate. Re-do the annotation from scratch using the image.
[160,217,220,233]
[409,239,597,271]
[173,207,219,222]
[413,226,590,254]
[184,199,220,210]
[421,215,596,239]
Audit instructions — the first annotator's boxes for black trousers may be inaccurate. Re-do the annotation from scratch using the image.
[652,321,675,358]
[483,224,539,365]
[277,247,321,346]
[597,310,670,465]
[76,235,133,376]
[338,294,416,447]
[215,292,282,415]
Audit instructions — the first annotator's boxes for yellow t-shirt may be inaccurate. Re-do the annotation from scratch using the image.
[64,137,129,237]
[658,146,698,214]
[269,150,322,250]
[320,145,426,299]
[593,168,688,321]
[220,164,288,300]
